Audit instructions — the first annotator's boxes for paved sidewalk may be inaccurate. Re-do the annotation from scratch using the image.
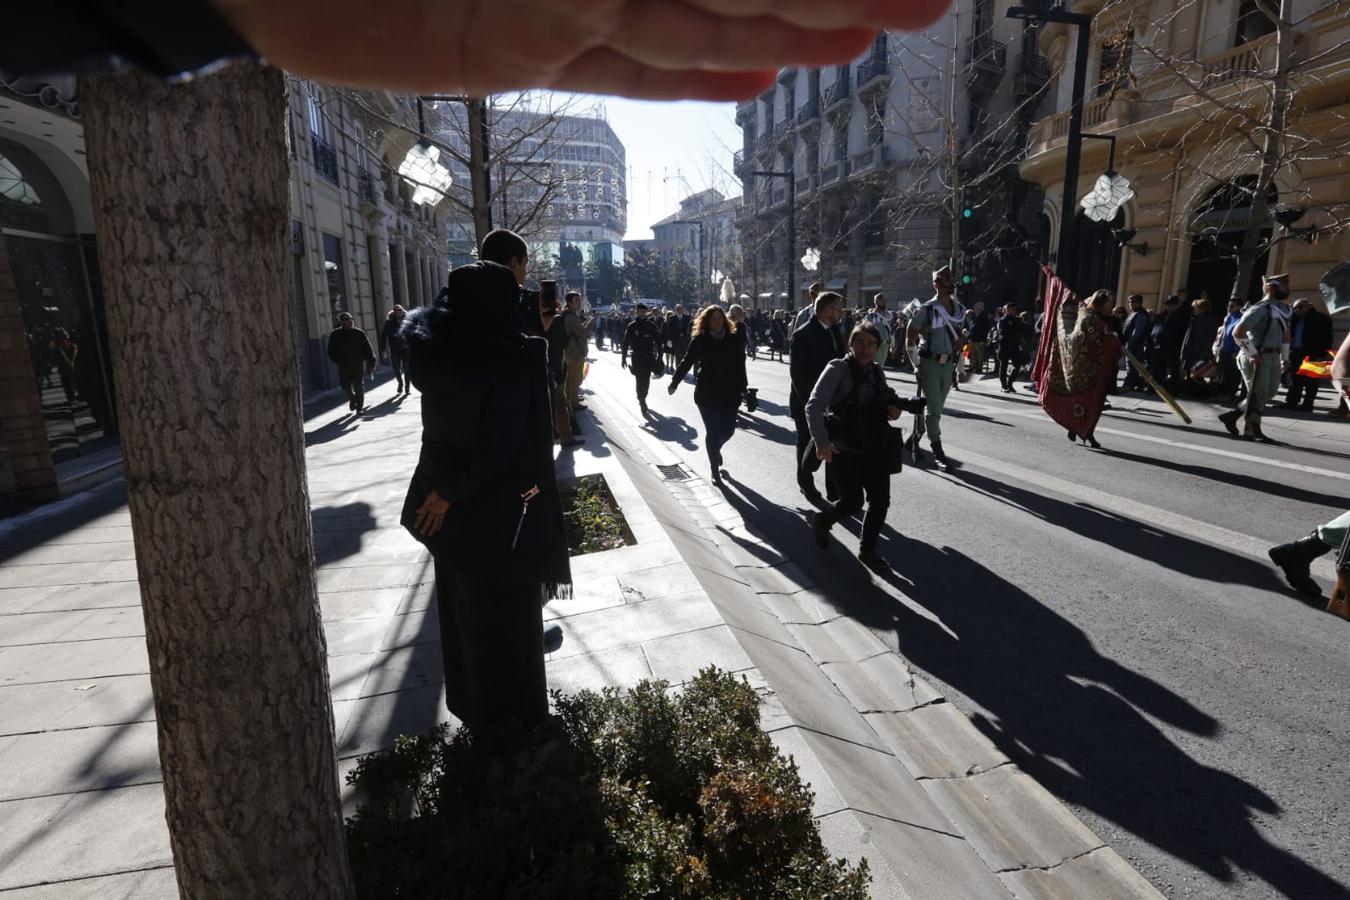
[585,373,1166,900]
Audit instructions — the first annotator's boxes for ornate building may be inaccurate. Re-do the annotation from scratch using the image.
[735,2,1051,311]
[0,75,449,503]
[651,189,743,300]
[1018,0,1350,311]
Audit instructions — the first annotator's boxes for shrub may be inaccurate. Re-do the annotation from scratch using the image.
[560,475,632,555]
[345,667,869,899]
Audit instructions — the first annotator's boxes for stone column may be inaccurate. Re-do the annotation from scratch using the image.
[0,239,58,501]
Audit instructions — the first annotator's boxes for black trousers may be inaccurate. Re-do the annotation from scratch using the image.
[818,452,890,551]
[634,368,651,403]
[433,562,547,728]
[1285,349,1321,408]
[338,364,365,408]
[792,404,836,497]
[998,351,1020,390]
[389,350,408,390]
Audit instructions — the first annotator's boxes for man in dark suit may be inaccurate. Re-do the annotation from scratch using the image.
[1121,294,1151,391]
[1284,298,1334,410]
[789,291,845,502]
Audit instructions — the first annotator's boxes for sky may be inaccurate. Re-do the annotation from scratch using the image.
[578,97,743,242]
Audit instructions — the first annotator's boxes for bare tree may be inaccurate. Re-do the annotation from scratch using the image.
[80,63,355,900]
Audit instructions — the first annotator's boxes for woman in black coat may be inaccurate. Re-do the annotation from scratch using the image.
[668,305,748,486]
[400,261,571,730]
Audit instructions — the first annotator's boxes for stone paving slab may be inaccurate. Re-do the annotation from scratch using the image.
[0,675,154,735]
[0,638,149,686]
[866,702,1011,780]
[921,764,1106,873]
[0,783,172,892]
[0,582,141,617]
[0,721,160,802]
[0,867,178,899]
[998,845,1166,900]
[0,607,145,646]
[641,623,754,683]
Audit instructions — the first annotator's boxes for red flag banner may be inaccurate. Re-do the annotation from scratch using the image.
[1032,268,1123,438]
[1297,355,1334,380]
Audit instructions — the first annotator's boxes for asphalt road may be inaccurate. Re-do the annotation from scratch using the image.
[584,343,1350,900]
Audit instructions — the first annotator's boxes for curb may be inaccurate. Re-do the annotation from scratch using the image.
[582,378,1165,900]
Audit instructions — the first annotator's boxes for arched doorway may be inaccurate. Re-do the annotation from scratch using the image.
[1185,176,1274,304]
[1,136,116,473]
[1070,209,1124,298]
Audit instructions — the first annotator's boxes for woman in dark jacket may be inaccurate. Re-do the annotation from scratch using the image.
[379,305,410,394]
[668,304,747,486]
[400,261,571,729]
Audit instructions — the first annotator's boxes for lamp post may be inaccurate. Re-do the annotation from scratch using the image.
[753,168,796,310]
[1008,4,1092,291]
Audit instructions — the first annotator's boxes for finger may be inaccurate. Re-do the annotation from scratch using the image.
[680,0,951,31]
[553,50,776,100]
[606,1,877,71]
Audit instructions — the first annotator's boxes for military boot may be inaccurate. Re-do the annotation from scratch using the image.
[1218,408,1241,436]
[1268,533,1331,598]
[932,441,953,472]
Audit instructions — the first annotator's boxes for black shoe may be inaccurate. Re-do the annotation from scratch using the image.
[348,398,356,411]
[1067,429,1077,442]
[932,442,953,471]
[543,622,564,654]
[1268,534,1330,598]
[811,512,831,550]
[1218,409,1241,436]
[710,468,723,487]
[1084,434,1102,450]
[1249,427,1278,445]
[639,401,649,418]
[858,548,891,572]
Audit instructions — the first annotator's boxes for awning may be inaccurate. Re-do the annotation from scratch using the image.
[758,292,775,299]
[825,279,847,291]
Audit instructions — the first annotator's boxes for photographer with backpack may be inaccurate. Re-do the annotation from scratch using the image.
[807,321,923,572]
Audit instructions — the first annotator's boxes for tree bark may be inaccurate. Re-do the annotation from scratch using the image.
[1232,0,1294,300]
[79,64,355,900]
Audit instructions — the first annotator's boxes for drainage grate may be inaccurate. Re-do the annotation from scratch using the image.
[656,463,690,481]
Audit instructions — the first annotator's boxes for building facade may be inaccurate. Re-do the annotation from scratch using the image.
[650,189,743,301]
[0,75,448,503]
[1018,0,1350,313]
[433,105,627,298]
[735,3,1051,311]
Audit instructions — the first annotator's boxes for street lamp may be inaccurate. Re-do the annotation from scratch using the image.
[753,168,796,310]
[1008,4,1092,290]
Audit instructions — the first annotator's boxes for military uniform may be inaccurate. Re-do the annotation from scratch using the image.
[909,288,967,465]
[1222,274,1289,440]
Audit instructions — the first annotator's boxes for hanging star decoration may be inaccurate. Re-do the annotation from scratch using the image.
[1080,171,1135,222]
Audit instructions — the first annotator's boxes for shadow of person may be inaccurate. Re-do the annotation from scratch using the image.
[942,467,1287,590]
[312,501,378,566]
[642,410,699,451]
[875,537,1350,899]
[1100,448,1349,510]
[305,416,360,447]
[734,412,796,446]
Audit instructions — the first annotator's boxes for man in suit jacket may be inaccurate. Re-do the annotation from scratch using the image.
[790,291,845,502]
[1284,298,1334,410]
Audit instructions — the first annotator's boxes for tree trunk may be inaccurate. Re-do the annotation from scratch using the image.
[467,97,494,246]
[79,64,356,900]
[1231,0,1294,301]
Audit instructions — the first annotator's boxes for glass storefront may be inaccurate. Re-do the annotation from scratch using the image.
[1,137,117,482]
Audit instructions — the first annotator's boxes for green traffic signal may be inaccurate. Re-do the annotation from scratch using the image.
[962,208,973,219]
[961,274,973,285]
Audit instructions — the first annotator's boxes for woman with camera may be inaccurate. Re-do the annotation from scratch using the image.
[807,321,922,573]
[669,304,747,486]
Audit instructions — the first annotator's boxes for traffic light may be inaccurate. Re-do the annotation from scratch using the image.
[961,273,976,285]
[962,207,974,219]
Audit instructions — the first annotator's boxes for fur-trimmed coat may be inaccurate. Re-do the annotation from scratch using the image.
[398,304,571,598]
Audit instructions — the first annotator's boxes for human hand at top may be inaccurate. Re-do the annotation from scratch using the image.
[210,0,950,99]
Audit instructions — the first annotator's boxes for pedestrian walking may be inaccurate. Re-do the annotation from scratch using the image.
[327,311,376,412]
[594,315,607,352]
[993,303,1028,393]
[807,321,921,572]
[561,291,589,410]
[967,302,991,374]
[668,305,748,487]
[1121,294,1151,391]
[862,292,893,369]
[400,261,571,728]
[793,282,824,333]
[906,266,968,471]
[1219,274,1292,442]
[540,291,583,449]
[1282,298,1333,411]
[620,303,663,417]
[379,305,410,394]
[790,291,846,503]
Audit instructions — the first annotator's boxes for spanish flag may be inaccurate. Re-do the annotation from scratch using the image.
[1297,355,1335,380]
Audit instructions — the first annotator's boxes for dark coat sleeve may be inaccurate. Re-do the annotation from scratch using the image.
[671,334,704,383]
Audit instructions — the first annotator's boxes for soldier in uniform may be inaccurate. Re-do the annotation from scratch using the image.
[621,303,662,418]
[905,265,968,471]
[1219,273,1291,443]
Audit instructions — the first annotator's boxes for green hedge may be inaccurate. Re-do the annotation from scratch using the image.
[345,667,869,899]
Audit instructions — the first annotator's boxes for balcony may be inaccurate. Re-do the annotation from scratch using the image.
[824,78,852,115]
[794,98,821,129]
[855,54,891,93]
[1028,93,1137,154]
[820,159,852,187]
[774,119,795,148]
[311,133,340,186]
[1013,52,1052,100]
[850,144,890,175]
[965,34,1007,87]
[1197,37,1268,88]
[795,174,820,196]
[357,169,380,209]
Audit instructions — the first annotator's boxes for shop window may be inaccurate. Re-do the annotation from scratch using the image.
[323,233,347,317]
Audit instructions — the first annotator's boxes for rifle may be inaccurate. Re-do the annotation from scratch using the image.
[1121,347,1193,424]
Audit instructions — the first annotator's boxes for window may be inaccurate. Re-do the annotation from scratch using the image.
[306,83,331,142]
[1235,0,1276,45]
[1096,30,1134,97]
[323,233,347,317]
